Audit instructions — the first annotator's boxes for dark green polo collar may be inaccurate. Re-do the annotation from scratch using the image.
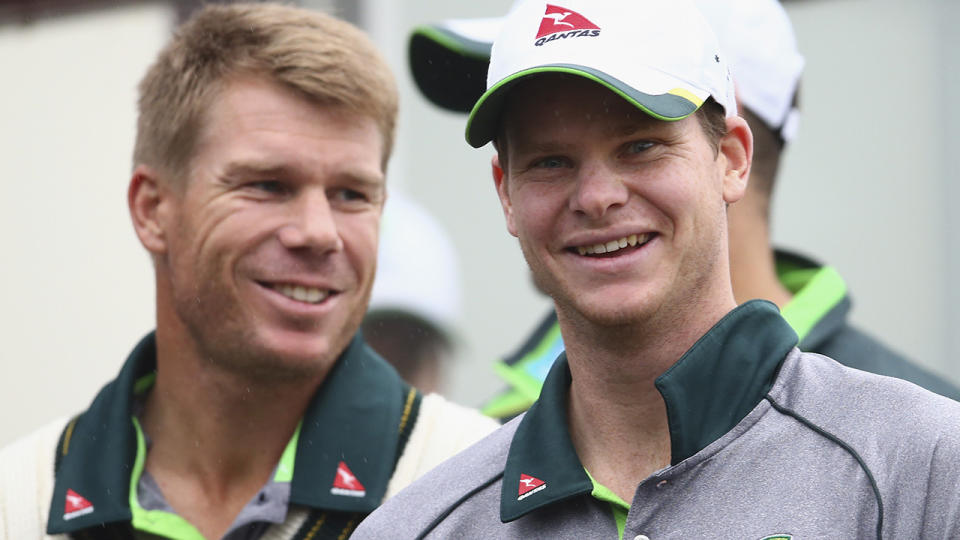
[48,331,408,534]
[500,300,798,522]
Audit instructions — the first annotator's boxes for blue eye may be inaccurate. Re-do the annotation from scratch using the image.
[534,156,568,168]
[627,141,654,153]
[330,188,371,204]
[249,180,287,194]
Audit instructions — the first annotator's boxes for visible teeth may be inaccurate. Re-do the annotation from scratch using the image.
[576,233,651,255]
[276,284,329,304]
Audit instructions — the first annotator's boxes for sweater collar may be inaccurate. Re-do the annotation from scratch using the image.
[500,300,798,522]
[48,331,408,534]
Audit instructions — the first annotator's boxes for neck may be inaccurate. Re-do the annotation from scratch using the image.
[559,289,737,501]
[141,303,327,538]
[728,193,793,309]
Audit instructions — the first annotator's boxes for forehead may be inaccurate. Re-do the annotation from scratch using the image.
[192,76,385,174]
[500,75,673,142]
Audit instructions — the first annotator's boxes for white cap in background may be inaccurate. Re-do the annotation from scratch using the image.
[368,191,461,338]
[409,0,803,141]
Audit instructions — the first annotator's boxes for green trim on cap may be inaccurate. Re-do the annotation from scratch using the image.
[466,64,702,148]
[409,25,492,113]
[129,418,205,540]
[412,25,493,61]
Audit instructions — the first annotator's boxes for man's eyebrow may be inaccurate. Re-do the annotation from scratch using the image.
[221,162,291,179]
[221,162,384,185]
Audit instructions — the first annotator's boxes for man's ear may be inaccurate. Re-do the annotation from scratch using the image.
[492,154,518,238]
[128,165,173,255]
[719,115,752,205]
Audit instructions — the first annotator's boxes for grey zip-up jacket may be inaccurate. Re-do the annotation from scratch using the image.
[354,301,960,539]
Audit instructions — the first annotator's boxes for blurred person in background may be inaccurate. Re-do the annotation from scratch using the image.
[362,191,462,394]
[0,4,496,539]
[406,0,960,422]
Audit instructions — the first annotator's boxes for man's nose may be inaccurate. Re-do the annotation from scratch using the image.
[276,189,343,252]
[569,163,629,219]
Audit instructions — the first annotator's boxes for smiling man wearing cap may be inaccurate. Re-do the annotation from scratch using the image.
[409,0,960,423]
[354,0,960,538]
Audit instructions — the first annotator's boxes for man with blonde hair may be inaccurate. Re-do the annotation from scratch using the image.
[0,4,496,539]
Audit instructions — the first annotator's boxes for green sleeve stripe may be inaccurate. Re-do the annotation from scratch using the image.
[129,417,206,540]
[412,25,493,60]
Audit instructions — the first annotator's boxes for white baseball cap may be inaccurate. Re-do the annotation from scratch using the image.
[368,191,461,337]
[465,0,736,148]
[696,0,804,141]
[409,0,803,142]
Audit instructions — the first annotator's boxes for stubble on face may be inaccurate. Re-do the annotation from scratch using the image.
[498,76,734,333]
[156,77,384,385]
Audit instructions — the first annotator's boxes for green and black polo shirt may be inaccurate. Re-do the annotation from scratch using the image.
[47,332,421,540]
[484,249,959,422]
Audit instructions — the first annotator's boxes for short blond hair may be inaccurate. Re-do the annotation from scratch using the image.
[133,3,397,178]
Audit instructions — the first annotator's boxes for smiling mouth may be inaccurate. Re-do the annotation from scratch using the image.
[264,283,334,304]
[572,233,654,257]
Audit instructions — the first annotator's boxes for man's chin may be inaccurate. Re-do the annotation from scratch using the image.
[211,334,344,384]
[559,294,658,329]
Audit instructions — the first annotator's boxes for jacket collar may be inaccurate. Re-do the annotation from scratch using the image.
[48,331,408,534]
[500,300,798,522]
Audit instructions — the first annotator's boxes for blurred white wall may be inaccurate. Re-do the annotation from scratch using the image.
[1,0,957,447]
[0,3,173,445]
[776,0,957,380]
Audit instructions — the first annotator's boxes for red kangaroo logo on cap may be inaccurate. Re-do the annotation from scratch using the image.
[536,4,600,39]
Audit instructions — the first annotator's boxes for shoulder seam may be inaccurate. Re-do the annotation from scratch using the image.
[764,395,883,540]
[415,472,504,540]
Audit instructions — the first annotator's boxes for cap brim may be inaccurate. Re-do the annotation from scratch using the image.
[465,65,706,148]
[408,25,492,113]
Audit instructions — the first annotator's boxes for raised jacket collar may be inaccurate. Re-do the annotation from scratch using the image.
[500,300,798,522]
[48,331,408,534]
